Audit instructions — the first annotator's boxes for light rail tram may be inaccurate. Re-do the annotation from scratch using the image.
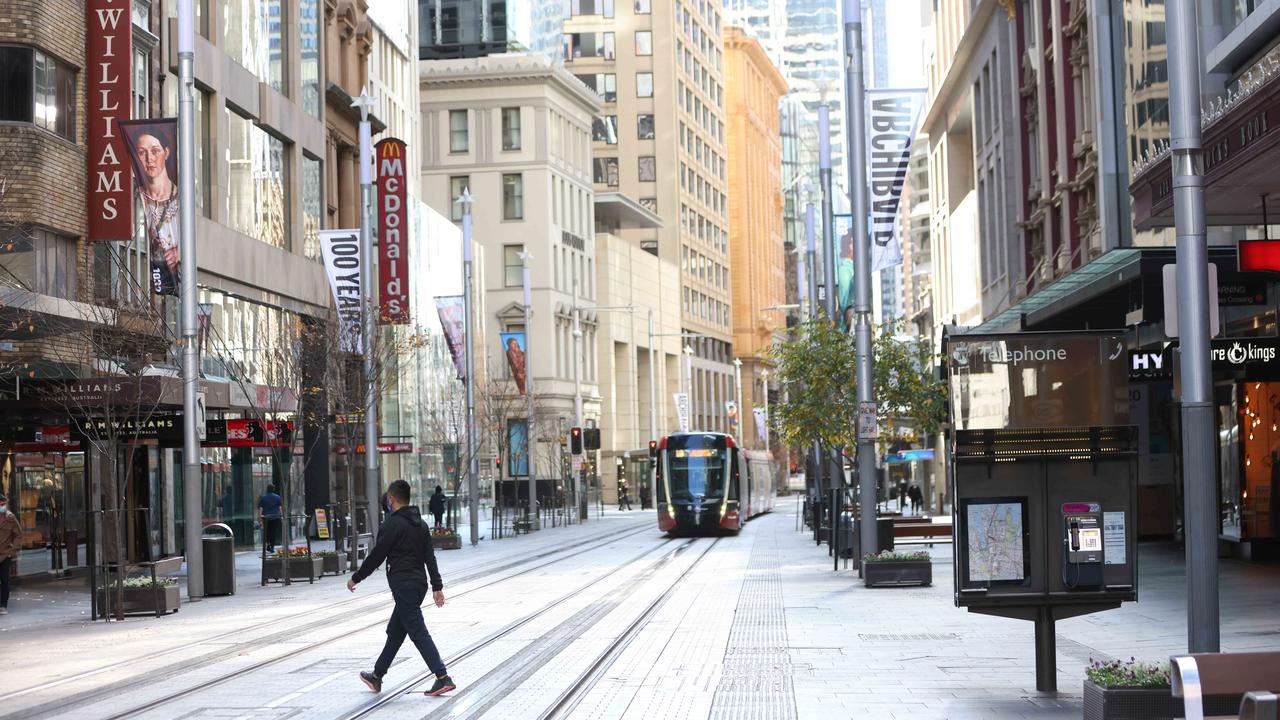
[653,431,776,535]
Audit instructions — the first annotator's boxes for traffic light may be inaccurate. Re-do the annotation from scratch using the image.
[570,426,583,454]
[648,439,658,458]
[584,427,601,451]
[495,457,502,472]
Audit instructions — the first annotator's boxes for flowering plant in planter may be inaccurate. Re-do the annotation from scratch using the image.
[431,527,458,536]
[286,546,312,558]
[863,549,930,562]
[1085,658,1170,689]
[108,576,178,589]
[312,550,337,558]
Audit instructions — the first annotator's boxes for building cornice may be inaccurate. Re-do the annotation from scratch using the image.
[419,57,604,114]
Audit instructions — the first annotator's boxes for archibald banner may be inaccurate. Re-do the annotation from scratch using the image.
[866,88,926,272]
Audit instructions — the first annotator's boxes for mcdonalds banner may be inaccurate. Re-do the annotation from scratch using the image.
[376,138,410,324]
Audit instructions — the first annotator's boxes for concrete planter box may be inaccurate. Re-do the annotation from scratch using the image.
[433,534,462,550]
[861,559,932,588]
[318,554,342,575]
[96,584,181,616]
[263,556,324,582]
[1082,680,1239,719]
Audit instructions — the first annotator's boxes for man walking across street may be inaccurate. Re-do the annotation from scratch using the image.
[349,479,455,697]
[0,493,23,614]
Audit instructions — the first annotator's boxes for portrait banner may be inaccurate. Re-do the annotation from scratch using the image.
[119,119,179,295]
[435,295,466,381]
[753,407,768,444]
[500,331,527,395]
[320,229,363,353]
[87,0,133,241]
[726,401,739,435]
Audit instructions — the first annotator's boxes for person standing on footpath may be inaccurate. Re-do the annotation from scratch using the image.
[0,493,24,614]
[429,485,446,528]
[349,479,456,697]
[258,484,284,553]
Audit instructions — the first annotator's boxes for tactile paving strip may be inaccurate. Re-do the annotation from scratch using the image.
[707,525,797,720]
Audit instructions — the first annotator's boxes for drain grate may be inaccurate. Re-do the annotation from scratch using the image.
[858,632,959,642]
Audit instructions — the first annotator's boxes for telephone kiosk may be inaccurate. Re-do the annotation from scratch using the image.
[1062,503,1104,590]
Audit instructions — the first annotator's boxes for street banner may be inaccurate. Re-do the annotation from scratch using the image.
[674,393,690,433]
[435,295,466,380]
[726,401,739,435]
[87,0,133,242]
[507,418,529,477]
[866,88,926,272]
[376,138,410,324]
[753,407,768,444]
[500,331,527,395]
[834,213,854,331]
[320,229,363,353]
[119,119,180,295]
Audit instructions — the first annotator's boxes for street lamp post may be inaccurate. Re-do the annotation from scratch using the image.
[761,368,770,452]
[177,0,202,599]
[571,279,586,520]
[1166,0,1218,652]
[682,344,694,430]
[803,186,818,321]
[353,89,381,539]
[732,357,743,440]
[456,189,480,546]
[818,91,837,321]
[842,0,878,559]
[519,250,538,530]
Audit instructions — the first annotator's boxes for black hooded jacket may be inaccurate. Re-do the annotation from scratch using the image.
[352,505,443,591]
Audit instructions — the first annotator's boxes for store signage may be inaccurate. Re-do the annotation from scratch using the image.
[320,229,364,353]
[946,332,1130,430]
[73,414,182,444]
[334,442,414,454]
[376,138,410,325]
[226,419,266,446]
[1210,337,1280,372]
[1128,348,1172,381]
[1239,239,1280,274]
[86,0,133,241]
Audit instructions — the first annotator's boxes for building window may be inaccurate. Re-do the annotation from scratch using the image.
[636,72,654,98]
[302,155,323,260]
[593,157,619,186]
[638,155,656,182]
[592,115,618,144]
[502,107,522,151]
[634,0,651,13]
[575,73,617,102]
[637,114,655,140]
[502,173,524,220]
[640,197,657,213]
[635,31,652,56]
[0,47,76,142]
[300,0,320,118]
[224,0,284,90]
[132,47,149,118]
[225,108,287,248]
[566,32,616,60]
[504,245,524,286]
[449,175,469,221]
[571,0,614,16]
[449,110,469,152]
[0,228,78,300]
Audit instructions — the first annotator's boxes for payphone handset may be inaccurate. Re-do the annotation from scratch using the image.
[1062,502,1104,589]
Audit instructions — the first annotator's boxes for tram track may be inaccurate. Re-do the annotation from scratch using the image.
[3,519,657,720]
[340,536,693,719]
[342,536,723,720]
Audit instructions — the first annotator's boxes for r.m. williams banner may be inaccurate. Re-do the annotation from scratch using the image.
[376,138,410,324]
[435,295,466,381]
[867,88,926,272]
[320,230,363,353]
[87,0,133,241]
[119,119,180,295]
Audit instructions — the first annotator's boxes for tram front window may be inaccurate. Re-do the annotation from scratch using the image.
[664,436,728,500]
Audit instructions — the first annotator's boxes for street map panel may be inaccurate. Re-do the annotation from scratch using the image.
[966,502,1024,582]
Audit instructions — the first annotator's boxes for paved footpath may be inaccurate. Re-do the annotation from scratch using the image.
[2,503,1278,720]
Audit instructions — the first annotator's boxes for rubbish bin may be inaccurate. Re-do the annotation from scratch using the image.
[876,517,895,553]
[203,523,236,596]
[838,511,857,558]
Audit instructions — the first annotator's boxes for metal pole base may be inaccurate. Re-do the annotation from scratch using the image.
[1034,606,1057,693]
